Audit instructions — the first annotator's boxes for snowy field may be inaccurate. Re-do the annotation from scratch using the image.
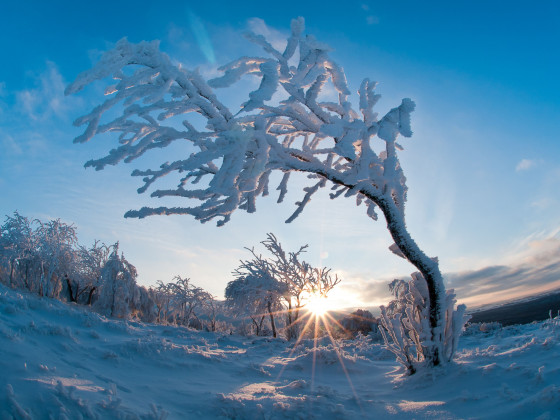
[1,283,559,419]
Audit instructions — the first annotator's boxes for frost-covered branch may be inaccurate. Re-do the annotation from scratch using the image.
[66,18,412,228]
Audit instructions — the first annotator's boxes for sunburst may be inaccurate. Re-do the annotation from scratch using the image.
[305,293,330,317]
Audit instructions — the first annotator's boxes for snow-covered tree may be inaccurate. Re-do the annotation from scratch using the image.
[150,275,213,328]
[94,245,139,318]
[198,292,220,332]
[66,18,465,367]
[231,233,339,339]
[168,275,207,326]
[0,212,40,290]
[151,280,174,324]
[70,241,115,304]
[258,233,340,340]
[225,273,286,337]
[35,218,78,298]
[0,213,78,298]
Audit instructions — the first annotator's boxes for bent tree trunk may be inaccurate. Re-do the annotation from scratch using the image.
[377,195,445,366]
[303,165,447,367]
[290,165,446,366]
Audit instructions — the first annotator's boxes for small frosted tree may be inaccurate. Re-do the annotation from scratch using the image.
[240,233,340,340]
[66,18,466,368]
[0,212,38,289]
[226,272,287,338]
[94,245,138,318]
[379,276,469,373]
[151,280,174,324]
[168,275,207,327]
[71,241,115,304]
[199,292,220,332]
[0,213,77,298]
[35,218,78,298]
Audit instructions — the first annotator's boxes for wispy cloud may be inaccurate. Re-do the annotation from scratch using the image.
[166,23,191,53]
[361,4,380,25]
[516,158,536,172]
[0,131,23,155]
[15,62,80,122]
[447,234,560,307]
[247,18,288,53]
[333,231,560,312]
[329,270,393,313]
[0,81,7,118]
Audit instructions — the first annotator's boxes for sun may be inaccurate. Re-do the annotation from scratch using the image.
[306,294,330,317]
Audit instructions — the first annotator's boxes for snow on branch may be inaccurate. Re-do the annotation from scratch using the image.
[67,17,416,227]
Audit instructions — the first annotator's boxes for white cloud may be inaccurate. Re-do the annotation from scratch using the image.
[516,158,535,172]
[447,234,560,307]
[0,131,23,155]
[15,62,79,121]
[531,197,554,210]
[247,18,287,53]
[360,4,379,25]
[167,23,191,53]
[0,81,7,118]
[334,230,560,312]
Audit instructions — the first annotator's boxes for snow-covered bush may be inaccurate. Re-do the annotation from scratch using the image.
[0,212,78,299]
[0,212,40,291]
[69,241,114,304]
[379,274,470,374]
[133,285,158,322]
[93,246,139,318]
[150,275,216,329]
[35,218,78,298]
[151,280,174,324]
[225,273,286,337]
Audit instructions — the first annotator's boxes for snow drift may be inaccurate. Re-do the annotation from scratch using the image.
[1,283,559,419]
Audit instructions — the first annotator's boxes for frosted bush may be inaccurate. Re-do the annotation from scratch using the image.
[379,274,470,374]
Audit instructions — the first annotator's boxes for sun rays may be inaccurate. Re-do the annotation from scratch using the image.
[305,294,330,317]
[247,293,363,413]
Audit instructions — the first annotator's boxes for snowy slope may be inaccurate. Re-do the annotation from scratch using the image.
[1,284,559,419]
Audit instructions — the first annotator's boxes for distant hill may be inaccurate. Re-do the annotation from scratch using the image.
[468,289,560,326]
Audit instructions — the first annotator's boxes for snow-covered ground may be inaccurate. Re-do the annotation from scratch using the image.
[1,284,559,419]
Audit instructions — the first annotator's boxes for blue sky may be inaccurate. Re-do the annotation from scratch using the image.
[1,0,559,310]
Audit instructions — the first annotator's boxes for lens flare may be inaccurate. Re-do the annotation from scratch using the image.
[306,294,329,316]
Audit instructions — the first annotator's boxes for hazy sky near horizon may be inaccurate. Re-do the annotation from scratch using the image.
[1,0,559,309]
